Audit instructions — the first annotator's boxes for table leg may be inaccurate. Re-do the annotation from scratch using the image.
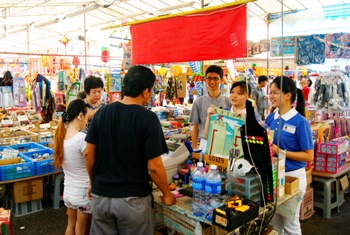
[53,172,63,209]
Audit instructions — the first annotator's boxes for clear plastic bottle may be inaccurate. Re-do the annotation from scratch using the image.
[205,164,222,221]
[191,162,206,217]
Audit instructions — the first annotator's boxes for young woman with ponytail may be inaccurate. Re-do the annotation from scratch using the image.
[265,76,314,235]
[53,99,91,235]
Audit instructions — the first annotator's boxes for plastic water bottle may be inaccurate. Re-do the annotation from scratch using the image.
[205,165,222,221]
[192,162,206,217]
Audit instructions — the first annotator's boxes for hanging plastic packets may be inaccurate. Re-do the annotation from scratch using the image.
[12,76,27,107]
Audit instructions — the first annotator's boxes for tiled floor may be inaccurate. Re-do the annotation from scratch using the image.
[9,192,350,235]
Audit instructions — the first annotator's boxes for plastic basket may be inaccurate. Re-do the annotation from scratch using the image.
[300,188,314,220]
[20,149,56,175]
[0,158,35,181]
[8,142,47,153]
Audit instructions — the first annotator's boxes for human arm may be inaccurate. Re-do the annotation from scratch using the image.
[204,105,216,139]
[191,124,199,149]
[84,142,96,199]
[148,156,176,206]
[272,145,314,162]
[87,108,99,119]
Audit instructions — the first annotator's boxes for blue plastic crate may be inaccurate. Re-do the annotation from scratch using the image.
[8,142,48,153]
[0,158,35,181]
[21,149,56,175]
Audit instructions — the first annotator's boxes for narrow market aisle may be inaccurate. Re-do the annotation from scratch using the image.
[12,207,67,235]
[9,192,350,235]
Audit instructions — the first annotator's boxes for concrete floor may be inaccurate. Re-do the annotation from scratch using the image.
[9,192,350,235]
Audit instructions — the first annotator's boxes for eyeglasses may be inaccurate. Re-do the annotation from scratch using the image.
[269,92,281,96]
[206,76,221,82]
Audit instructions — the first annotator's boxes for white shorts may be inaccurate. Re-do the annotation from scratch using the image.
[63,185,92,214]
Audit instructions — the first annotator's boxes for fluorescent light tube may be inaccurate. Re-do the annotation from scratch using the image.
[34,18,60,28]
[66,4,100,18]
[157,1,195,12]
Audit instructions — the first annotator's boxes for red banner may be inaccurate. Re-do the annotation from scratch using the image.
[131,5,247,64]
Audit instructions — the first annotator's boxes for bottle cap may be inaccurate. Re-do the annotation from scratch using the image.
[197,162,203,167]
[210,165,217,170]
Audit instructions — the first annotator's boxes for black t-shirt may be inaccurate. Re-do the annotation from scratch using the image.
[85,101,168,197]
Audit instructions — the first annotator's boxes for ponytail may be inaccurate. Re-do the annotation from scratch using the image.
[53,118,66,168]
[296,88,305,117]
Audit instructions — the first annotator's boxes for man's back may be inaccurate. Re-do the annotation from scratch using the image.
[85,101,167,198]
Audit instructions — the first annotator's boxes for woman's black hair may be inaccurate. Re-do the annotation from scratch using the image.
[271,76,305,116]
[84,76,104,95]
[61,99,88,124]
[230,81,251,96]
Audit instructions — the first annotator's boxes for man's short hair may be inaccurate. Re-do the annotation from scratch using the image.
[205,65,223,79]
[258,75,268,84]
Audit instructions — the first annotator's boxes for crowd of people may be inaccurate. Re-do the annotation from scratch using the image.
[52,64,313,235]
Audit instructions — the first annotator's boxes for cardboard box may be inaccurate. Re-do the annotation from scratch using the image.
[285,176,299,195]
[11,178,43,204]
[339,175,349,192]
[192,152,229,173]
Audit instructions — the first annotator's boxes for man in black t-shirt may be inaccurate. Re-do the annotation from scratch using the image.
[84,66,176,235]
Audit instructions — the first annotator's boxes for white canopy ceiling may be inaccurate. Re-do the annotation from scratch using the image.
[0,0,349,56]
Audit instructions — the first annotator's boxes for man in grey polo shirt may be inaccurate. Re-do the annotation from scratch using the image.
[189,65,231,150]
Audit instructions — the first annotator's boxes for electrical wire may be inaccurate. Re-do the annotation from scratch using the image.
[241,58,266,235]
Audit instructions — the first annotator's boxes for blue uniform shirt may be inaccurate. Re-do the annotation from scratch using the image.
[265,108,313,172]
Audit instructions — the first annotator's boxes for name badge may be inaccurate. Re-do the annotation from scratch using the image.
[283,123,296,134]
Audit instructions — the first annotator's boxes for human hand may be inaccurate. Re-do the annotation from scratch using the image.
[271,144,278,155]
[87,184,92,200]
[160,192,176,206]
[207,105,216,117]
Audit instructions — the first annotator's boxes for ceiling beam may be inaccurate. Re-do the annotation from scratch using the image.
[101,0,257,30]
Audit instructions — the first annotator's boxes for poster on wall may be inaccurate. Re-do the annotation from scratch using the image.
[259,39,270,52]
[295,35,325,65]
[321,33,350,59]
[270,36,295,57]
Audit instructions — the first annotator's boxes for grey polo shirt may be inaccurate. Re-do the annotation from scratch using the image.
[189,94,231,139]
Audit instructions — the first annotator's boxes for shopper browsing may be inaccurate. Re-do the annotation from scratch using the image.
[252,75,268,120]
[189,65,230,150]
[204,81,264,139]
[299,78,311,102]
[266,76,314,235]
[82,75,105,133]
[84,65,176,235]
[53,99,91,235]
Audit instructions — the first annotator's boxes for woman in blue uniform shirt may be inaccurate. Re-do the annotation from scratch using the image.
[265,76,314,235]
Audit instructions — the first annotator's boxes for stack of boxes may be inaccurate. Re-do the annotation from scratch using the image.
[315,139,348,173]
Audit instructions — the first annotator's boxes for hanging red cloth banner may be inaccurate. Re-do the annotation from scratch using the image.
[130,5,247,64]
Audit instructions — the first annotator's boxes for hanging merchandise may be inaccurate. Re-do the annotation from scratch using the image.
[31,83,42,113]
[165,76,178,103]
[310,67,350,112]
[295,35,325,65]
[79,68,86,83]
[106,71,122,93]
[121,41,132,71]
[72,56,80,68]
[67,82,81,105]
[0,86,14,108]
[101,47,110,63]
[12,76,27,107]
